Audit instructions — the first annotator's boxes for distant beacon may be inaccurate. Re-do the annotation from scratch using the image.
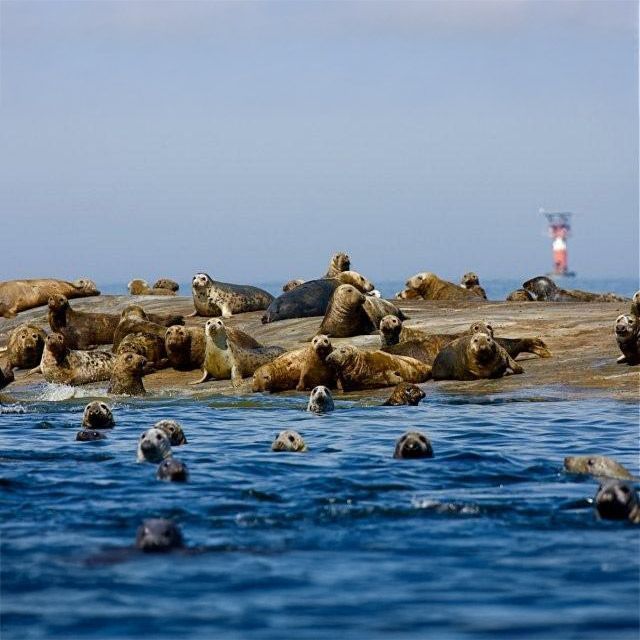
[540,209,576,278]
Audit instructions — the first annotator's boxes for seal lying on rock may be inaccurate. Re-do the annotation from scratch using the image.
[432,332,523,381]
[128,279,176,296]
[48,294,120,348]
[7,324,46,369]
[137,428,172,463]
[136,519,184,551]
[382,382,426,406]
[120,304,184,328]
[630,291,640,318]
[164,326,206,371]
[326,344,431,391]
[460,272,487,299]
[113,313,178,352]
[325,252,351,277]
[154,419,187,446]
[506,288,534,302]
[82,401,114,428]
[564,455,634,480]
[614,315,639,365]
[153,278,179,292]
[37,333,115,385]
[393,431,433,459]
[0,278,99,318]
[523,276,629,302]
[594,481,640,524]
[108,352,147,396]
[117,332,167,369]
[156,458,188,482]
[395,288,421,300]
[228,339,286,386]
[252,335,335,392]
[405,272,484,301]
[307,386,335,413]
[272,430,307,452]
[190,272,274,318]
[0,363,14,390]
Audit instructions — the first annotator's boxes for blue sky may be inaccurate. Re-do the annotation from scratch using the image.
[0,1,637,284]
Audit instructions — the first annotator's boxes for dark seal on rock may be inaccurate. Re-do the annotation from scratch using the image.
[120,304,184,328]
[0,363,15,390]
[523,276,629,302]
[135,519,184,552]
[108,352,147,396]
[156,458,189,482]
[382,383,426,406]
[594,481,640,524]
[153,278,180,292]
[7,324,46,369]
[393,431,433,459]
[318,285,373,338]
[82,401,114,428]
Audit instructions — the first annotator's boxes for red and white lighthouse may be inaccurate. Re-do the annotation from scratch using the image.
[541,210,575,277]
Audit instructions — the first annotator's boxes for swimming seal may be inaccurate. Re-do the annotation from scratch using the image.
[190,272,274,318]
[432,332,523,381]
[136,428,172,463]
[382,383,426,406]
[82,401,114,428]
[405,272,483,301]
[326,344,432,391]
[128,279,176,296]
[252,335,335,393]
[271,430,307,452]
[108,352,147,396]
[614,315,639,365]
[154,419,187,446]
[594,481,640,523]
[460,272,487,299]
[164,325,206,371]
[563,455,634,480]
[393,431,433,459]
[307,385,335,413]
[38,333,115,385]
[156,458,189,482]
[76,429,107,442]
[325,252,351,277]
[135,519,184,551]
[0,278,99,318]
[7,324,46,369]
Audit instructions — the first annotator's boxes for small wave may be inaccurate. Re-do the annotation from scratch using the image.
[0,403,27,414]
[32,384,108,402]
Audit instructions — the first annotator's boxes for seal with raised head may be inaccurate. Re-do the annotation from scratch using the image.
[164,325,206,371]
[119,304,184,328]
[135,519,184,551]
[7,324,46,369]
[318,285,374,338]
[108,352,147,396]
[506,289,534,302]
[252,334,335,393]
[76,429,107,442]
[362,296,407,331]
[564,455,634,480]
[117,332,167,369]
[594,481,640,524]
[153,278,180,292]
[432,332,523,381]
[382,382,426,406]
[271,430,307,452]
[154,419,187,446]
[405,272,484,301]
[307,385,335,413]
[326,344,432,391]
[192,318,262,384]
[37,333,115,385]
[128,279,176,296]
[48,294,119,348]
[190,272,274,318]
[0,278,99,318]
[113,313,176,352]
[393,431,433,459]
[0,363,15,390]
[460,272,487,299]
[614,314,639,365]
[82,401,114,428]
[523,276,629,302]
[325,252,351,277]
[156,458,189,482]
[228,339,286,387]
[282,279,305,292]
[136,428,172,463]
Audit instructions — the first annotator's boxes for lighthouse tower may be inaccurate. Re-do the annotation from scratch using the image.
[541,210,575,277]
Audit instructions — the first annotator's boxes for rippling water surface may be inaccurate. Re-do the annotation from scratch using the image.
[1,387,638,640]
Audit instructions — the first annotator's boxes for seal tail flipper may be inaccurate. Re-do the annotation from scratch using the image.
[189,370,211,385]
[617,355,627,364]
[187,310,198,318]
[27,365,42,376]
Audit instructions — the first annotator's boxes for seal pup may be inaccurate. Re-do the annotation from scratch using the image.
[120,304,184,328]
[393,431,433,459]
[318,285,374,338]
[563,455,634,480]
[307,386,335,413]
[325,252,351,277]
[460,272,487,299]
[282,279,305,292]
[7,324,46,369]
[192,318,261,384]
[165,325,206,371]
[594,481,640,523]
[506,289,534,302]
[382,383,426,406]
[76,430,107,442]
[37,333,115,385]
[117,332,168,369]
[108,352,147,396]
[82,401,114,428]
[326,344,431,391]
[432,333,523,381]
[153,278,179,292]
[128,279,176,296]
[271,430,307,452]
[0,278,99,318]
[0,363,15,390]
[137,428,172,463]
[190,272,274,318]
[156,458,189,482]
[614,314,639,365]
[135,519,184,552]
[252,334,335,392]
[154,419,187,446]
[405,272,483,301]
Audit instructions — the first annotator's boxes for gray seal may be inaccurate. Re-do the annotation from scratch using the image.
[154,419,187,446]
[615,314,639,365]
[307,386,335,413]
[272,430,307,452]
[76,429,107,442]
[136,428,172,463]
[156,458,189,482]
[393,431,433,459]
[82,401,114,428]
[135,519,184,552]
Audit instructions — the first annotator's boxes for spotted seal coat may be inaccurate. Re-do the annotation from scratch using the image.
[228,339,286,386]
[108,352,147,396]
[307,386,335,413]
[113,314,177,352]
[119,304,184,328]
[522,276,629,302]
[156,458,189,482]
[382,382,426,406]
[164,325,206,371]
[153,278,179,292]
[136,428,172,463]
[154,419,187,446]
[7,324,46,369]
[506,289,534,302]
[117,332,167,369]
[82,401,114,428]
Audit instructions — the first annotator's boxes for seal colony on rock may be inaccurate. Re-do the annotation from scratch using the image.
[190,272,274,318]
[6,324,46,369]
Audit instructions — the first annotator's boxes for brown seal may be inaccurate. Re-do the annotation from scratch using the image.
[523,276,629,302]
[228,339,286,387]
[119,304,184,328]
[82,401,115,428]
[164,325,206,371]
[405,272,484,301]
[252,334,335,392]
[272,430,307,452]
[108,352,147,396]
[113,313,177,352]
[631,291,640,318]
[363,296,407,330]
[460,272,487,299]
[325,344,432,391]
[393,431,433,459]
[128,279,176,296]
[594,480,640,523]
[432,332,523,381]
[0,362,14,390]
[7,324,46,369]
[325,252,351,277]
[38,333,115,385]
[506,289,534,302]
[467,321,552,360]
[615,314,639,365]
[48,294,120,348]
[153,278,179,292]
[382,382,426,406]
[394,288,421,300]
[282,279,305,292]
[564,455,634,480]
[318,285,374,338]
[117,332,168,369]
[0,278,99,318]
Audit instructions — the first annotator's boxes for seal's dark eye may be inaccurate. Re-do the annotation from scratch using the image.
[587,458,595,466]
[419,436,427,443]
[156,434,161,440]
[288,435,295,443]
[619,486,630,495]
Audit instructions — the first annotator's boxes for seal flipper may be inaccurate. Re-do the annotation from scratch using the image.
[190,370,211,385]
